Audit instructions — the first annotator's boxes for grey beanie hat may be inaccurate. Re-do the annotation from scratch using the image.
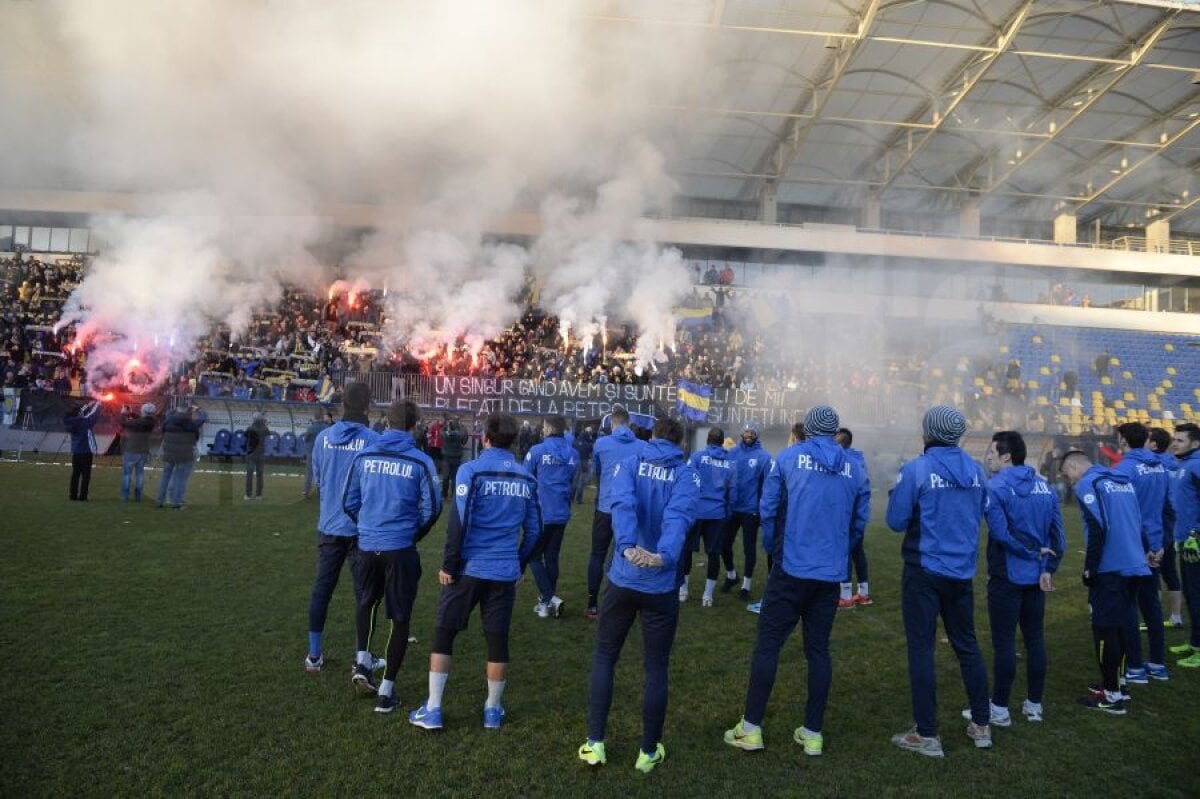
[803,405,840,436]
[922,404,967,444]
[140,403,156,416]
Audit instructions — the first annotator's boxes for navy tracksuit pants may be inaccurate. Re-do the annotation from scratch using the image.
[308,533,361,633]
[1126,572,1166,668]
[987,577,1046,707]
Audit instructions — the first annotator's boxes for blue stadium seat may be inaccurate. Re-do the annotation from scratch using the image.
[208,429,232,459]
[280,431,300,460]
[264,432,281,458]
[230,429,248,457]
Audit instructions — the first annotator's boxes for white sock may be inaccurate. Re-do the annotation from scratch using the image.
[742,576,751,590]
[741,718,761,733]
[428,671,448,709]
[356,650,371,667]
[858,581,869,596]
[704,578,716,598]
[380,679,395,698]
[486,679,506,709]
[727,570,737,580]
[840,582,852,600]
[1104,690,1122,703]
[1170,614,1183,624]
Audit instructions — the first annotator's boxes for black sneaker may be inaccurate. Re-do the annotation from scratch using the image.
[721,577,738,594]
[739,588,750,602]
[1078,695,1126,715]
[375,692,399,714]
[352,663,378,696]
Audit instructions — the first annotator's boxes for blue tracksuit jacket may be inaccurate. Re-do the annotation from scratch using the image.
[524,434,579,524]
[342,430,442,551]
[1171,448,1200,543]
[608,438,700,595]
[759,435,870,582]
[729,439,771,514]
[1114,447,1169,552]
[984,465,1066,585]
[593,426,646,513]
[687,444,735,521]
[443,447,541,582]
[886,445,989,580]
[63,401,100,455]
[311,420,378,536]
[1074,465,1150,577]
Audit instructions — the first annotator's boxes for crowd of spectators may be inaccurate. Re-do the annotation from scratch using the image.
[1,251,86,395]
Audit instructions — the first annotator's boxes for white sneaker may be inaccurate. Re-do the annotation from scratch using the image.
[678,587,689,602]
[960,703,1010,728]
[702,595,713,607]
[1021,700,1043,723]
[534,601,550,618]
[549,596,565,617]
[371,655,387,671]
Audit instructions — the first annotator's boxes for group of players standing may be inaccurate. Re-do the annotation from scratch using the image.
[299,380,1200,771]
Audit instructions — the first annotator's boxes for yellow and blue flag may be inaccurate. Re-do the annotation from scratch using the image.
[675,306,714,329]
[676,380,712,422]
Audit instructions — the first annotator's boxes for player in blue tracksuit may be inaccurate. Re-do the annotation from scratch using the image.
[579,418,699,773]
[887,405,992,756]
[342,399,441,711]
[724,421,771,601]
[410,413,541,732]
[1113,423,1170,682]
[586,407,647,618]
[836,428,873,607]
[979,431,1065,726]
[1148,428,1184,628]
[524,416,579,618]
[724,406,869,757]
[680,427,734,606]
[1170,423,1200,666]
[1061,450,1152,712]
[304,383,378,673]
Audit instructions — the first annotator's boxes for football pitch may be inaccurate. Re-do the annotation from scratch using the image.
[2,459,1196,798]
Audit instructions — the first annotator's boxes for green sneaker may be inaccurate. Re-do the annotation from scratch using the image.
[634,743,666,774]
[578,740,606,766]
[1169,642,1196,656]
[793,726,824,757]
[1178,652,1200,669]
[723,719,765,751]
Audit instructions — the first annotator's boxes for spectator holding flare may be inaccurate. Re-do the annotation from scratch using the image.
[723,421,771,602]
[681,426,734,606]
[243,414,270,501]
[724,406,869,758]
[586,407,647,619]
[578,417,699,773]
[304,383,378,674]
[886,405,992,756]
[836,427,872,608]
[118,403,156,503]
[1112,422,1170,684]
[1148,427,1184,629]
[975,431,1065,727]
[156,404,208,509]
[1169,423,1200,669]
[409,413,541,732]
[342,399,442,713]
[524,416,579,618]
[1059,450,1151,713]
[64,398,101,502]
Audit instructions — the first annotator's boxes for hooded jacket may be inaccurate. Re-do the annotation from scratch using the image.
[729,438,771,514]
[1171,448,1200,543]
[592,426,646,513]
[160,409,208,463]
[311,420,378,536]
[245,418,271,460]
[760,436,870,582]
[119,412,156,455]
[886,445,988,580]
[523,434,579,524]
[1074,464,1150,577]
[63,401,100,455]
[343,430,442,551]
[443,446,541,582]
[1113,446,1169,552]
[687,444,735,521]
[608,438,700,595]
[984,465,1066,585]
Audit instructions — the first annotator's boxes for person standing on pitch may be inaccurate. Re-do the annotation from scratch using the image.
[585,407,646,619]
[118,403,156,502]
[409,413,541,732]
[524,416,579,618]
[243,413,270,500]
[974,431,1065,727]
[724,420,771,602]
[680,427,734,606]
[301,410,330,499]
[1060,450,1151,712]
[724,406,869,757]
[342,399,442,712]
[1148,428,1184,628]
[156,404,208,509]
[1168,423,1200,668]
[1113,423,1170,683]
[835,427,872,608]
[441,418,468,499]
[304,383,378,674]
[887,405,992,756]
[578,418,699,773]
[64,399,101,501]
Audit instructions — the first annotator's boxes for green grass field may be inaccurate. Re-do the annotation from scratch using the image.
[2,457,1197,798]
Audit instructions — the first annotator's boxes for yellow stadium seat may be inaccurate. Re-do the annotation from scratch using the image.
[974,377,985,387]
[1037,396,1049,406]
[1039,366,1050,376]
[999,345,1009,354]
[1111,357,1120,366]
[1124,392,1136,402]
[1122,370,1132,380]
[982,386,994,396]
[1163,379,1173,389]
[1033,335,1043,344]
[1114,400,1126,409]
[1051,354,1061,363]
[1165,343,1174,351]
[1101,376,1112,385]
[1027,380,1039,389]
[1059,397,1071,407]
[1167,367,1177,376]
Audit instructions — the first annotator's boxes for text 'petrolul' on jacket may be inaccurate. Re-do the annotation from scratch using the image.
[343,429,442,552]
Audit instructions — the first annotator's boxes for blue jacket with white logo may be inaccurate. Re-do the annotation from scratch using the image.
[730,439,771,514]
[886,445,989,580]
[443,447,541,582]
[593,426,646,513]
[342,430,442,551]
[63,401,100,455]
[687,444,735,521]
[760,436,870,582]
[608,438,700,595]
[1171,448,1200,543]
[1114,447,1169,552]
[311,420,378,536]
[524,434,579,524]
[1074,465,1150,577]
[984,465,1066,586]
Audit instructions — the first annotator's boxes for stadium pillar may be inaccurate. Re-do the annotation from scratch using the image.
[1146,219,1170,254]
[759,182,778,225]
[862,195,881,230]
[959,200,980,238]
[1053,213,1077,245]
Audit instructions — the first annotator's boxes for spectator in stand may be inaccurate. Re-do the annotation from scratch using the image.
[157,404,208,509]
[244,414,271,500]
[119,403,157,502]
[64,399,101,501]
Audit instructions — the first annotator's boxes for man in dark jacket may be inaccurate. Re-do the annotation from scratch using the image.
[244,414,271,500]
[156,405,208,509]
[64,399,101,501]
[573,425,596,505]
[119,402,157,502]
[441,418,468,499]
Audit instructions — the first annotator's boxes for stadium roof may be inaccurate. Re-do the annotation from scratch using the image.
[609,0,1200,235]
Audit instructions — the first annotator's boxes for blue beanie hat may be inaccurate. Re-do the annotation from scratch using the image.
[803,405,839,436]
[923,404,967,444]
[742,420,761,436]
